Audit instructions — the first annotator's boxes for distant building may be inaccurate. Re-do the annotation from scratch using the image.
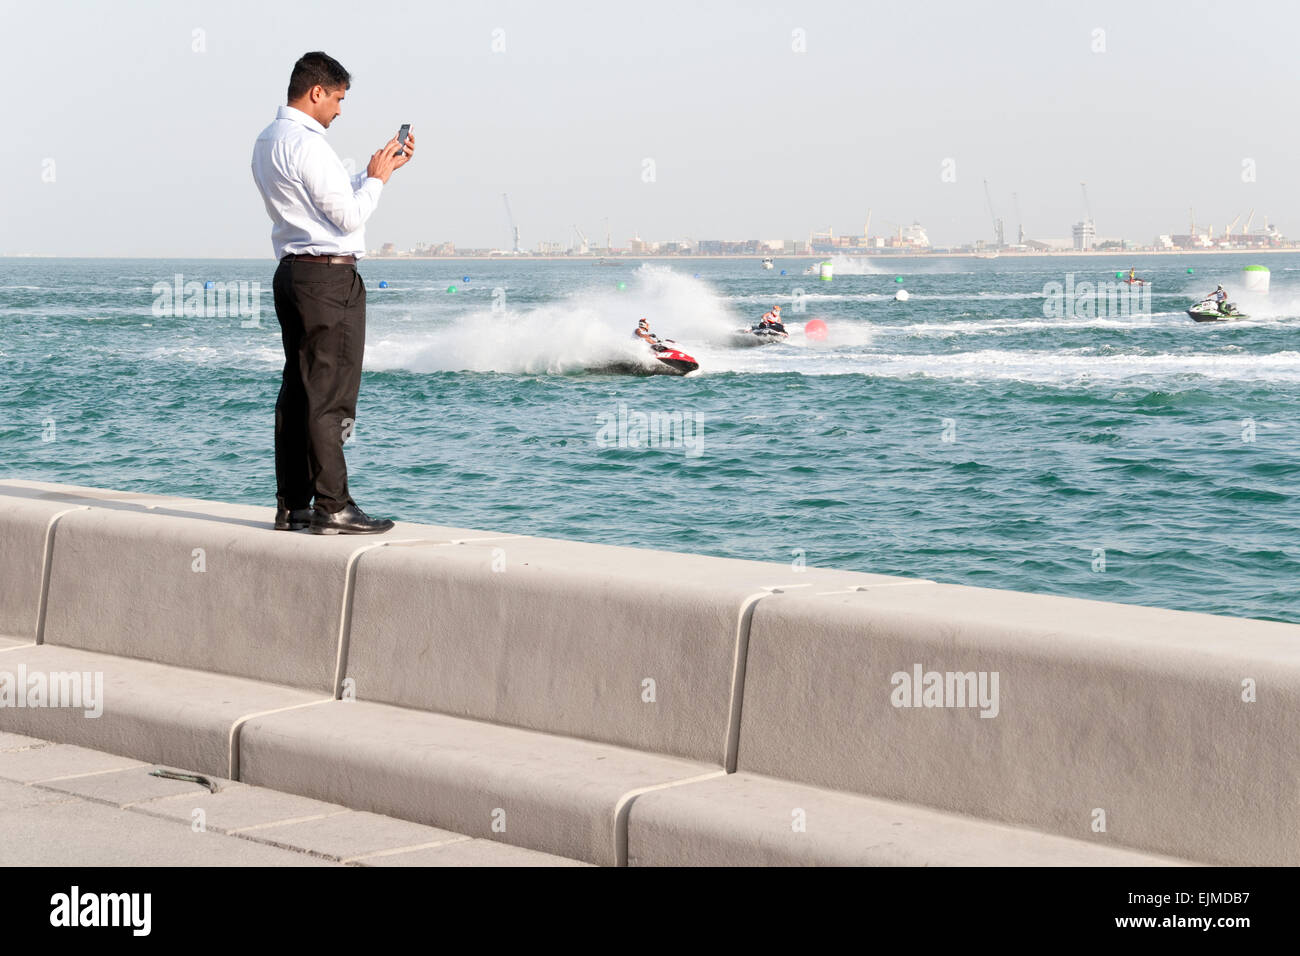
[901,222,930,248]
[657,239,696,254]
[699,239,762,255]
[412,241,456,256]
[1072,220,1095,251]
[867,222,930,251]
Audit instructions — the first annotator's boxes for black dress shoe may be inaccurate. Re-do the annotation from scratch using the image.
[309,503,395,535]
[274,507,314,531]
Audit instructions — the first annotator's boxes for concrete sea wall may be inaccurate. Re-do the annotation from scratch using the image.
[1,478,1296,866]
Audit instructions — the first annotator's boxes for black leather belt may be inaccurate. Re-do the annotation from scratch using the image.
[281,253,357,265]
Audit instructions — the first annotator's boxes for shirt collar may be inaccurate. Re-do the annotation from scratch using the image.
[277,105,327,136]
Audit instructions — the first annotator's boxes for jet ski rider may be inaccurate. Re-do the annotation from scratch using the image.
[634,317,662,347]
[757,304,785,331]
[1208,285,1229,312]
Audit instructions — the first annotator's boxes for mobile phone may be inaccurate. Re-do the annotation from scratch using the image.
[395,124,411,157]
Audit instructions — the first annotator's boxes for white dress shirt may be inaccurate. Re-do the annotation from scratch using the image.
[251,105,383,260]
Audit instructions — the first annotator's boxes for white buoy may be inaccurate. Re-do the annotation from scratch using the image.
[1242,264,1270,293]
[894,289,910,302]
[818,260,833,281]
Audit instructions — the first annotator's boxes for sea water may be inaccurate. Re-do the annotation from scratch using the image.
[2,254,1297,622]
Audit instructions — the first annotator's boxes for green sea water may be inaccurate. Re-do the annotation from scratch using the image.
[2,254,1298,622]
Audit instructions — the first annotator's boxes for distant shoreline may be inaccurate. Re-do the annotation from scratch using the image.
[371,248,1298,262]
[3,248,1296,261]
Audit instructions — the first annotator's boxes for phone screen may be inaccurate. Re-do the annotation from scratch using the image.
[395,124,411,157]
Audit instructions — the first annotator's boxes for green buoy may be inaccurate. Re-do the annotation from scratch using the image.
[895,276,904,283]
[447,285,457,293]
[617,281,627,290]
[1186,268,1194,274]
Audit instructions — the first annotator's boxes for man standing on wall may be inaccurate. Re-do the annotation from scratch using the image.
[251,51,414,534]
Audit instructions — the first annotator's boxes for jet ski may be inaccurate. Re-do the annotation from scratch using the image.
[1187,299,1247,322]
[595,327,700,375]
[730,323,789,346]
[649,339,699,374]
[590,341,699,376]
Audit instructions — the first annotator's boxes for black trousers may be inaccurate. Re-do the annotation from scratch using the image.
[272,258,366,514]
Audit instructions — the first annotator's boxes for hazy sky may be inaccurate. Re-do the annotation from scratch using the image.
[2,0,1295,256]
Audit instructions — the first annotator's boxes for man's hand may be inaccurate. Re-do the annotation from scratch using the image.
[366,133,415,184]
[394,132,415,169]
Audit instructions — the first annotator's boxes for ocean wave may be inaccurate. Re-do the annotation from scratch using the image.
[695,347,1300,384]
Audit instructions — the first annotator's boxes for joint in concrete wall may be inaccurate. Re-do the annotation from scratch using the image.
[33,507,90,646]
[724,591,773,773]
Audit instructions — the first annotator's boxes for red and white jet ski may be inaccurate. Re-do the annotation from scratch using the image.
[648,339,699,374]
[592,336,700,376]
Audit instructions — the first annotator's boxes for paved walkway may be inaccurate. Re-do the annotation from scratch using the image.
[0,732,588,866]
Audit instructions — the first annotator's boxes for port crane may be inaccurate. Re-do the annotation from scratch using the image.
[501,193,521,253]
[571,225,590,255]
[1080,182,1095,229]
[983,180,1004,247]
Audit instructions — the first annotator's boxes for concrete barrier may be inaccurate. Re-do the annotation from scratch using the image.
[0,496,87,643]
[239,701,724,866]
[238,536,923,863]
[728,585,1300,866]
[0,480,499,776]
[345,537,921,761]
[626,773,1186,866]
[43,506,368,689]
[2,479,1295,866]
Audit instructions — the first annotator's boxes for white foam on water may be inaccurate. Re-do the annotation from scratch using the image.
[1224,289,1300,321]
[125,264,1300,388]
[141,342,283,366]
[365,264,744,373]
[699,347,1300,383]
[724,290,1197,303]
[725,292,891,303]
[871,312,1193,336]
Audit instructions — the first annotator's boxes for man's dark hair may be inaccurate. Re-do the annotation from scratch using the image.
[287,52,351,101]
